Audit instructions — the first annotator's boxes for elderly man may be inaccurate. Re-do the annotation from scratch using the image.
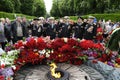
[45,17,57,39]
[84,16,97,41]
[30,18,40,37]
[21,17,30,37]
[58,16,72,38]
[73,16,84,39]
[11,16,27,44]
[37,17,45,37]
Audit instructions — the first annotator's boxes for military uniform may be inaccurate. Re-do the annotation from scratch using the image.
[58,16,72,38]
[46,23,57,39]
[31,24,43,37]
[84,24,97,40]
[45,17,58,39]
[73,16,84,39]
[84,16,97,40]
[58,23,72,38]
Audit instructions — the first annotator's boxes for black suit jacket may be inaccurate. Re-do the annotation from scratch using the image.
[46,23,57,39]
[11,21,26,41]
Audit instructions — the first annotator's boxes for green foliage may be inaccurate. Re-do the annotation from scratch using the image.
[107,28,120,51]
[0,0,14,13]
[20,0,35,16]
[0,11,35,20]
[0,0,46,16]
[88,14,120,21]
[34,0,46,17]
[51,0,120,17]
[70,13,120,21]
[12,0,21,13]
[20,0,46,16]
[50,0,60,17]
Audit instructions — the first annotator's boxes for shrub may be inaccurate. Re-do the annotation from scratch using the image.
[70,13,120,22]
[0,11,35,20]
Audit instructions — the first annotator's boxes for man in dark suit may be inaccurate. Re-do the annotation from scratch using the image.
[84,16,97,40]
[11,17,27,43]
[73,16,84,39]
[21,17,30,37]
[46,17,57,39]
[30,18,40,37]
[58,16,72,38]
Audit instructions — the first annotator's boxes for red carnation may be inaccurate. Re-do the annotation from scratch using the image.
[25,37,37,49]
[116,58,120,64]
[94,43,104,50]
[59,44,72,52]
[50,38,65,50]
[92,53,99,58]
[0,75,5,80]
[67,38,79,47]
[98,54,108,62]
[79,40,94,49]
[14,40,24,49]
[92,60,98,63]
[36,37,47,50]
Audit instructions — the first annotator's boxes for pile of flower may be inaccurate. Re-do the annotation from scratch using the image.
[12,37,105,67]
[0,50,19,80]
[1,37,120,79]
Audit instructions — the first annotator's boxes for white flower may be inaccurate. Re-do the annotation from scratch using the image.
[0,48,5,55]
[11,65,16,70]
[7,50,19,56]
[34,49,38,52]
[7,51,14,56]
[63,38,68,43]
[0,60,5,66]
[38,49,46,55]
[46,53,50,58]
[51,50,54,53]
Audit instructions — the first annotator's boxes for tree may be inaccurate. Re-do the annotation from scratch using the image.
[0,0,14,13]
[34,0,46,17]
[50,0,120,17]
[12,0,21,13]
[20,0,46,16]
[50,0,59,17]
[20,0,35,16]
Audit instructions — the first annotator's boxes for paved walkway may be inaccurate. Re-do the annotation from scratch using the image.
[14,63,105,80]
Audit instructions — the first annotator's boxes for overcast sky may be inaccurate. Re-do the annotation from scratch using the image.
[44,0,53,13]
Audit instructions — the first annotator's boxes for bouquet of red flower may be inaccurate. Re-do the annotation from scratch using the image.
[116,58,120,64]
[12,37,108,69]
[79,40,104,50]
[14,37,47,68]
[48,38,88,64]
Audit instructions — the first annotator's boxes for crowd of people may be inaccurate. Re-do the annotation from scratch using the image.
[0,16,120,49]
